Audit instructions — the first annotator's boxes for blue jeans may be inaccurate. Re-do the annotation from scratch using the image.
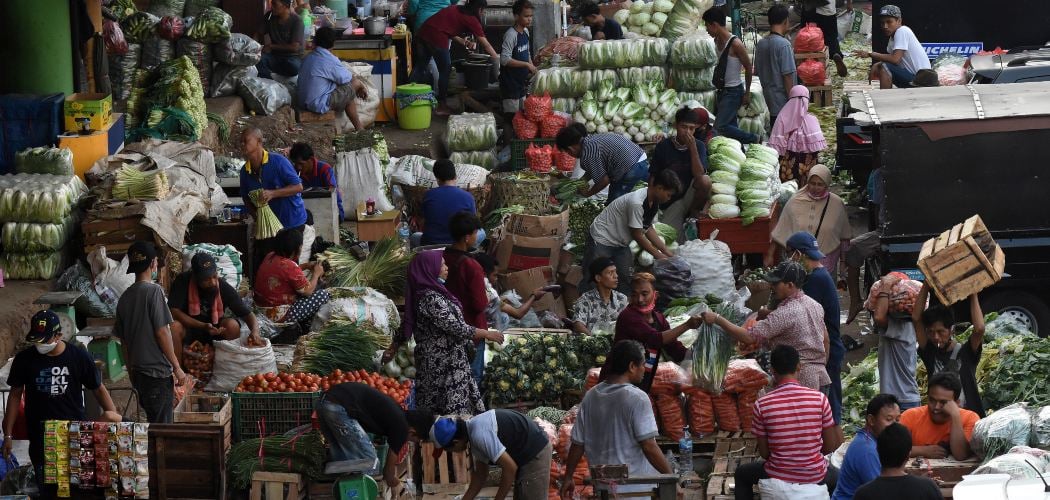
[411,41,452,100]
[883,62,916,88]
[826,337,846,424]
[607,158,650,203]
[898,400,921,411]
[315,399,378,463]
[579,233,633,296]
[714,85,759,144]
[411,228,487,248]
[471,341,486,389]
[257,53,302,79]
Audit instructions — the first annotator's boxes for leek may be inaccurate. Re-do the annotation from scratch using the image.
[248,189,284,240]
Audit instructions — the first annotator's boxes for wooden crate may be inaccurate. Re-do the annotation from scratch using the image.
[175,393,233,451]
[704,434,759,500]
[250,471,305,500]
[807,85,833,107]
[794,51,828,63]
[917,215,1005,305]
[149,423,228,500]
[906,457,978,499]
[419,442,471,493]
[698,202,779,254]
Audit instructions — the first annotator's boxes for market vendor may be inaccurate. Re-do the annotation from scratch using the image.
[570,257,629,335]
[684,105,717,144]
[577,1,623,40]
[411,0,501,116]
[700,261,831,392]
[298,27,369,132]
[786,231,845,423]
[556,123,650,203]
[431,410,551,500]
[315,381,436,488]
[499,0,538,118]
[3,311,123,497]
[288,142,345,222]
[900,372,979,461]
[602,272,702,393]
[168,253,263,362]
[239,128,308,278]
[255,0,304,79]
[913,284,986,416]
[852,5,931,90]
[767,165,852,281]
[414,160,486,247]
[650,107,713,232]
[832,394,902,500]
[254,228,331,332]
[561,340,672,498]
[579,169,681,296]
[473,253,549,331]
[734,345,842,500]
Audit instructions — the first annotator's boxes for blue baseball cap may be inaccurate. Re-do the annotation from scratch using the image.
[430,418,457,449]
[786,231,825,260]
[26,310,62,343]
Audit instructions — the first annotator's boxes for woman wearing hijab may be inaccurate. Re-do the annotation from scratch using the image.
[389,250,504,415]
[767,164,852,281]
[601,273,702,393]
[768,85,828,185]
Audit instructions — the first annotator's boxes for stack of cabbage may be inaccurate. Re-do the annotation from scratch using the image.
[629,223,679,266]
[571,79,680,142]
[661,0,714,41]
[0,174,87,279]
[445,113,498,168]
[578,37,670,87]
[669,33,719,93]
[737,82,770,139]
[532,66,620,98]
[737,144,781,225]
[614,0,674,37]
[706,137,744,219]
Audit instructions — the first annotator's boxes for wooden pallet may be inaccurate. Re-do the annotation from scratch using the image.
[250,471,305,500]
[807,85,833,107]
[658,431,752,456]
[704,435,759,500]
[420,442,472,493]
[794,50,828,62]
[917,214,1005,305]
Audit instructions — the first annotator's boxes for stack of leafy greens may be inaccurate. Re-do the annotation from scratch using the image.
[130,56,207,141]
[319,237,411,299]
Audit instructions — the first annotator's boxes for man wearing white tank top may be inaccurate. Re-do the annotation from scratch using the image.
[702,8,760,145]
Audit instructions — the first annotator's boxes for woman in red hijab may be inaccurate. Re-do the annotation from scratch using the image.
[601,273,701,392]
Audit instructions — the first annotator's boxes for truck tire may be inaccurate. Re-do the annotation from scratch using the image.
[980,290,1050,338]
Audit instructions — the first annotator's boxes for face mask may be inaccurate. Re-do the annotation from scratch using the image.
[635,292,658,314]
[437,277,446,285]
[35,341,58,355]
[151,269,159,281]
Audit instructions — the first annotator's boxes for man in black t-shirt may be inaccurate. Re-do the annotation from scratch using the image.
[578,1,624,40]
[912,283,985,416]
[650,107,713,232]
[3,310,122,496]
[854,423,943,500]
[316,383,435,493]
[169,253,262,363]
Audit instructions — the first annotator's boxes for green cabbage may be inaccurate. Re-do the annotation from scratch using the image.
[613,9,630,24]
[708,136,742,155]
[709,170,739,185]
[630,1,648,14]
[711,182,736,195]
[642,22,660,36]
[709,203,740,219]
[708,153,742,174]
[654,222,678,245]
[652,12,668,26]
[711,144,746,165]
[653,0,674,13]
[711,194,737,205]
[740,206,771,226]
[620,102,646,120]
[633,12,651,25]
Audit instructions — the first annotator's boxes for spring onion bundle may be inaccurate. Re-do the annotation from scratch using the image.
[552,179,590,205]
[299,319,390,375]
[319,237,410,299]
[248,189,283,240]
[483,205,525,230]
[112,166,170,200]
[227,430,326,489]
[692,299,747,393]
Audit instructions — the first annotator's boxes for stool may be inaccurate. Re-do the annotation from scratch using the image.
[250,471,305,500]
[34,291,84,337]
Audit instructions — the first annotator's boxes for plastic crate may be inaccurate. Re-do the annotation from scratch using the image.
[510,138,555,170]
[232,391,321,442]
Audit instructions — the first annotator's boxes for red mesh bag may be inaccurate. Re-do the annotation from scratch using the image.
[683,387,717,434]
[524,93,553,122]
[554,150,576,172]
[863,272,923,313]
[737,391,760,432]
[104,19,129,55]
[722,359,771,394]
[794,23,825,53]
[158,16,185,41]
[713,392,741,431]
[526,143,554,173]
[584,367,601,391]
[798,58,827,85]
[513,110,538,139]
[653,393,685,440]
[539,113,568,138]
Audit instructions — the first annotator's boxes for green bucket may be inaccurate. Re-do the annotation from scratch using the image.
[335,474,378,500]
[395,84,435,131]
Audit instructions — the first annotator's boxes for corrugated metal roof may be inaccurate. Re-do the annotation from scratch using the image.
[845,81,1050,125]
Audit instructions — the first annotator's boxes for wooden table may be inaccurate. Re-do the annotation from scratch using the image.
[906,457,979,499]
[355,202,400,242]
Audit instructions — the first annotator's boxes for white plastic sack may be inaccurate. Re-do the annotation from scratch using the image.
[389,155,489,189]
[298,224,315,264]
[342,62,380,130]
[336,149,394,220]
[310,287,401,335]
[758,478,829,500]
[677,232,734,298]
[206,337,277,392]
[181,243,243,289]
[87,246,134,298]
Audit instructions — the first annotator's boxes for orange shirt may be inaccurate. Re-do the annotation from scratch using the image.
[900,406,980,446]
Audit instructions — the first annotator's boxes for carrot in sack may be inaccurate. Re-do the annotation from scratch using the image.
[514,110,538,139]
[798,58,827,86]
[556,422,573,458]
[554,150,576,172]
[584,367,601,392]
[795,23,825,53]
[722,359,771,394]
[549,460,565,499]
[736,391,759,432]
[653,392,686,440]
[561,405,579,426]
[539,113,568,138]
[712,392,740,432]
[684,387,716,434]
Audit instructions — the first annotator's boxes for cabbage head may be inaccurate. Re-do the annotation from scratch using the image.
[708,153,741,174]
[711,194,737,205]
[709,203,740,219]
[711,182,736,195]
[709,170,739,185]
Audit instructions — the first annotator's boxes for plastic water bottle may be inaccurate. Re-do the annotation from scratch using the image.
[664,450,677,476]
[678,427,693,476]
[397,221,411,250]
[684,218,699,241]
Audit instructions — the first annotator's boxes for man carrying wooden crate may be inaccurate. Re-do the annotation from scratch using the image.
[912,284,986,417]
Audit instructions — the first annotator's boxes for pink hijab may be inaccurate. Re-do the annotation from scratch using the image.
[768,85,827,155]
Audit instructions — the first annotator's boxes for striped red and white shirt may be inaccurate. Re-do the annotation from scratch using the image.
[751,381,834,483]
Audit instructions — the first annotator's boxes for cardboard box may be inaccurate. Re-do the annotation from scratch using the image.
[58,113,122,179]
[494,233,564,273]
[63,93,112,133]
[505,211,570,238]
[499,266,566,316]
[561,265,584,312]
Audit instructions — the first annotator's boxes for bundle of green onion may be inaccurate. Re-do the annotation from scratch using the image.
[248,189,283,240]
[319,237,410,299]
[299,318,390,375]
[112,166,170,200]
[227,430,325,489]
